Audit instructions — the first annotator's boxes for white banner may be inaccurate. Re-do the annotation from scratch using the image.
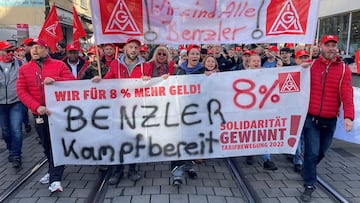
[90,0,320,45]
[334,87,360,144]
[45,66,310,166]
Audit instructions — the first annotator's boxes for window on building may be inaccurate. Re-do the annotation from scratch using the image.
[319,13,350,55]
[80,0,88,9]
[350,11,360,56]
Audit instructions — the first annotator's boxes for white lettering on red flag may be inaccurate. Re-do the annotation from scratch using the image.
[45,22,59,37]
[268,0,303,35]
[90,0,319,44]
[280,73,300,93]
[104,0,141,34]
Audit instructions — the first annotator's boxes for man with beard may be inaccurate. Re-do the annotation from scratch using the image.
[100,43,116,67]
[211,44,232,71]
[63,44,89,79]
[80,46,108,79]
[300,35,354,202]
[50,41,66,60]
[92,38,152,185]
[16,38,75,193]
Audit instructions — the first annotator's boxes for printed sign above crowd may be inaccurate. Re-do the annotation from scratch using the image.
[45,67,310,166]
[90,0,320,45]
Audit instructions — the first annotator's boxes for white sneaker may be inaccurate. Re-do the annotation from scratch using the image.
[39,173,50,184]
[48,181,63,193]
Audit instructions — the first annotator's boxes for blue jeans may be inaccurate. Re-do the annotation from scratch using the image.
[303,114,337,187]
[293,131,304,165]
[0,102,25,158]
[263,154,271,161]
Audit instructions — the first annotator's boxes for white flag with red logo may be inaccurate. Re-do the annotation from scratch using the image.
[90,0,319,45]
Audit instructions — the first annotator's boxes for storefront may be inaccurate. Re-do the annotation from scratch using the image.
[317,0,360,57]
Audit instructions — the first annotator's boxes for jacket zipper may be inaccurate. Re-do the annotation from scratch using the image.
[35,63,45,106]
[318,64,331,117]
[1,62,14,104]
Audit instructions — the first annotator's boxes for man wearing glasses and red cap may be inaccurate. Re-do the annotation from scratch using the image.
[0,41,26,169]
[300,35,354,202]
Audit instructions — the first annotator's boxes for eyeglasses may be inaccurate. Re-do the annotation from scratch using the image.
[280,52,288,55]
[6,50,15,53]
[158,53,167,56]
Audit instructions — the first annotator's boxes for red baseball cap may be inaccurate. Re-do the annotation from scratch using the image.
[0,41,15,50]
[285,43,295,49]
[243,50,252,55]
[16,47,24,52]
[22,38,34,46]
[236,47,242,51]
[125,38,141,46]
[140,45,148,52]
[321,35,338,44]
[267,45,279,52]
[295,50,309,58]
[66,44,79,52]
[103,43,115,49]
[187,44,200,51]
[29,38,49,48]
[87,46,97,55]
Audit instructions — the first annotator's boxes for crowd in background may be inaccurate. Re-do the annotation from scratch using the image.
[0,35,354,202]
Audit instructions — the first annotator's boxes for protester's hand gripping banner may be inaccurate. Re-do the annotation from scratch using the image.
[45,67,310,166]
[90,0,319,45]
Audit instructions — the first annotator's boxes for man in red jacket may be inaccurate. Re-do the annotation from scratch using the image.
[301,35,354,202]
[92,38,152,185]
[16,38,75,193]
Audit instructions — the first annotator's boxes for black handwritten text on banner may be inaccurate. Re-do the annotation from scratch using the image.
[45,67,310,166]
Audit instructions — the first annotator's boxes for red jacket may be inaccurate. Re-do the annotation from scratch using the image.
[148,60,175,77]
[104,54,152,79]
[16,57,75,115]
[308,56,354,120]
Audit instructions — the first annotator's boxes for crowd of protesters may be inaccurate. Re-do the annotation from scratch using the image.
[0,35,354,202]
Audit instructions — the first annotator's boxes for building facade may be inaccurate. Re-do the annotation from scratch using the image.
[317,0,360,57]
[0,0,91,47]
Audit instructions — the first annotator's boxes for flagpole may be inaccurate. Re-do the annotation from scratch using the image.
[95,43,102,79]
[115,46,119,59]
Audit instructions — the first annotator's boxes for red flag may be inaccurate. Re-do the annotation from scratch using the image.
[73,6,87,49]
[38,5,63,53]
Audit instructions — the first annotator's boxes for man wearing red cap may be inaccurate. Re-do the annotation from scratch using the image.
[300,35,354,202]
[139,45,149,61]
[101,43,116,67]
[0,41,26,169]
[262,45,283,68]
[16,38,75,193]
[80,46,108,80]
[63,44,89,79]
[92,38,152,185]
[21,38,34,62]
[231,50,252,70]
